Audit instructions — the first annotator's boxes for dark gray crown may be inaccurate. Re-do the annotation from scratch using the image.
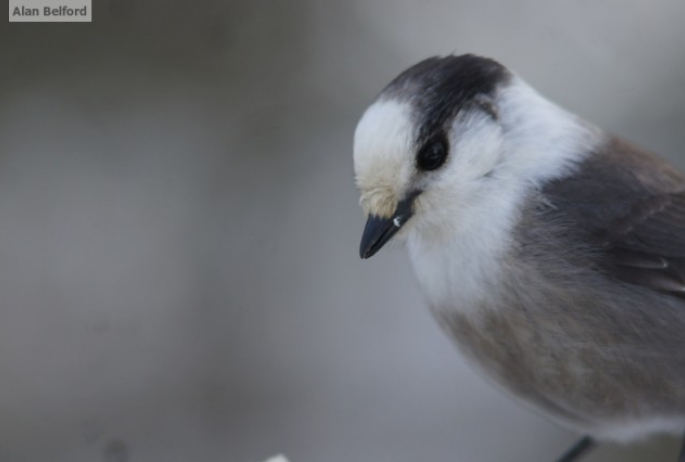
[381,54,511,144]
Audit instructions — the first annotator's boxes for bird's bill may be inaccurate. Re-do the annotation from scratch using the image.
[359,193,417,259]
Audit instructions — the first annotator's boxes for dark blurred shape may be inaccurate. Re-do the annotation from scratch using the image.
[103,438,129,462]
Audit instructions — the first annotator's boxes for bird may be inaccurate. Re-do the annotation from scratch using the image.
[353,54,685,462]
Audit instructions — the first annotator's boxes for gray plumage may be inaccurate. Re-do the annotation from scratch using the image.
[441,136,685,432]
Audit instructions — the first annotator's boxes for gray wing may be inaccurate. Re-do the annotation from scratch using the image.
[606,192,685,295]
[540,137,685,298]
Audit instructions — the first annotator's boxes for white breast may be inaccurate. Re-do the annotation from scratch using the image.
[406,180,522,316]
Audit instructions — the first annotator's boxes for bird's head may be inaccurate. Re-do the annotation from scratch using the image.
[354,54,590,258]
[354,54,511,258]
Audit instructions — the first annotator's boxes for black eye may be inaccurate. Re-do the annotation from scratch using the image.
[417,136,448,171]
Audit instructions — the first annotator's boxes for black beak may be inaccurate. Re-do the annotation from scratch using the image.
[359,192,419,259]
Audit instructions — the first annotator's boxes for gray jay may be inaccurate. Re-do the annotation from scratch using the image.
[354,54,685,462]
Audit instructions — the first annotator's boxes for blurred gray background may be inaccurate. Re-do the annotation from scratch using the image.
[2,1,685,461]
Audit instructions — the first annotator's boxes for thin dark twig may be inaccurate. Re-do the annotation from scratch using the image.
[556,436,595,462]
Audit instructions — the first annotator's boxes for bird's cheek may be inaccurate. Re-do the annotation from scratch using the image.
[413,188,463,226]
[413,187,449,213]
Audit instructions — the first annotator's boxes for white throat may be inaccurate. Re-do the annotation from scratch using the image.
[406,77,602,315]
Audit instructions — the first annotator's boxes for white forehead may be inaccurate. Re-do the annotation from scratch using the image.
[353,99,415,177]
[353,99,417,217]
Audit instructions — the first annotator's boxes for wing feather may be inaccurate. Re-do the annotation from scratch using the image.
[540,137,685,298]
